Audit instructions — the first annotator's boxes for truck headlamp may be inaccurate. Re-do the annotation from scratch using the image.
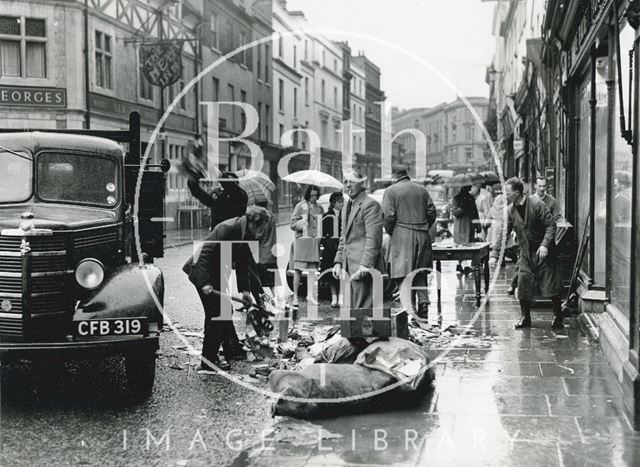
[75,259,105,290]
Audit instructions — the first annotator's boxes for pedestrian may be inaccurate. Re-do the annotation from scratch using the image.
[450,185,480,273]
[471,182,493,240]
[332,171,385,309]
[382,168,437,319]
[489,177,564,329]
[187,172,248,230]
[290,185,324,311]
[532,176,561,221]
[253,201,280,300]
[183,206,269,370]
[320,191,345,307]
[488,192,518,264]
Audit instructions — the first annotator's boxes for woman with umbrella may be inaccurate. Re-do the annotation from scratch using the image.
[289,184,324,311]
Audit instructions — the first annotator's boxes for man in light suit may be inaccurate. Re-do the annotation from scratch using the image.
[332,171,384,309]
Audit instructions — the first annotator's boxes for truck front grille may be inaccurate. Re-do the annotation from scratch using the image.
[0,232,71,341]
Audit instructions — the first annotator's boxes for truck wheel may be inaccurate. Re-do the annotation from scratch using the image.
[124,351,156,402]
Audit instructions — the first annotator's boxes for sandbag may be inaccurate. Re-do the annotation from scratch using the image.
[354,337,435,392]
[269,363,396,419]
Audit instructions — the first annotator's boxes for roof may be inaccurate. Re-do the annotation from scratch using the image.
[0,132,125,159]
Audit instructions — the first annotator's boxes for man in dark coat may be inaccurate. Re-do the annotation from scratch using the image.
[382,168,437,318]
[188,172,248,230]
[183,206,268,370]
[490,177,563,329]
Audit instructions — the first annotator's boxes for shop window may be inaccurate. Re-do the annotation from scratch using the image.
[0,16,46,78]
[95,31,112,89]
[609,25,635,318]
[576,73,592,278]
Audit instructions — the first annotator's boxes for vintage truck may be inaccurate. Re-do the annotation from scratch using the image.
[0,112,168,400]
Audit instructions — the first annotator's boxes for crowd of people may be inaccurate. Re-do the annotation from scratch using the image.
[179,162,567,370]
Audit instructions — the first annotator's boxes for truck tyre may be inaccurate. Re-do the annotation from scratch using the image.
[124,351,156,402]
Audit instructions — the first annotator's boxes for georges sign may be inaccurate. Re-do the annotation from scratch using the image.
[0,85,66,107]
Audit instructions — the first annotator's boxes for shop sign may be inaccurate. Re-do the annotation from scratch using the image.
[0,85,66,107]
[89,93,195,133]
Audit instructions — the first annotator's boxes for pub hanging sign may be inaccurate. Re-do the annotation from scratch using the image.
[141,40,184,88]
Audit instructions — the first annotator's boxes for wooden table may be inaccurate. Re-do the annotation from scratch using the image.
[432,242,491,306]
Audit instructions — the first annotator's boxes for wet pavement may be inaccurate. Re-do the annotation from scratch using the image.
[230,260,640,467]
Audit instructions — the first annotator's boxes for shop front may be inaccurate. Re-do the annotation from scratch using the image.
[545,0,640,428]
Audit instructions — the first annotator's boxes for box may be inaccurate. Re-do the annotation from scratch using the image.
[391,309,409,339]
[340,308,391,338]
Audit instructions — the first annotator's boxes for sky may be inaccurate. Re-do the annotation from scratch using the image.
[286,0,497,110]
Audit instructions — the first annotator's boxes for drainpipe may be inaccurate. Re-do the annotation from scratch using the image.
[84,0,91,129]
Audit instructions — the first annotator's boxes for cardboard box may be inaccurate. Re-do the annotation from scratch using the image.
[340,308,391,338]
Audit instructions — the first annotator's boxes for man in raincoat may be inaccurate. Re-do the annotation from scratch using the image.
[490,177,564,329]
[382,168,437,318]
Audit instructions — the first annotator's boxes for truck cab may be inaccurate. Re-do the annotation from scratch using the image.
[0,112,166,401]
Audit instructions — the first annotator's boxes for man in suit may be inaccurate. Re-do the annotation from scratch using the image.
[184,206,268,370]
[533,176,561,221]
[382,168,437,318]
[332,171,384,309]
[489,177,563,329]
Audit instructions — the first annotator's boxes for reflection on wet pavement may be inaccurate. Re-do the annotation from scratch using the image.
[230,262,640,467]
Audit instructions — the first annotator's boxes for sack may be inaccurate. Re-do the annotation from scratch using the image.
[354,337,435,392]
[294,237,320,263]
[269,363,396,419]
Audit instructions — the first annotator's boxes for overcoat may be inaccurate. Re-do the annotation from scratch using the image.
[451,190,479,244]
[381,177,437,279]
[507,196,561,300]
[290,200,324,264]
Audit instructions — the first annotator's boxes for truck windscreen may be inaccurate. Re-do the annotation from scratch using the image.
[37,152,119,207]
[0,150,32,203]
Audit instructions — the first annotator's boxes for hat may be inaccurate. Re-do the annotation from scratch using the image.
[245,205,270,226]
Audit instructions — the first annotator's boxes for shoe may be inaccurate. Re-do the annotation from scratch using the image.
[330,296,338,308]
[551,314,564,329]
[506,286,515,295]
[417,303,429,320]
[200,358,230,371]
[514,317,531,329]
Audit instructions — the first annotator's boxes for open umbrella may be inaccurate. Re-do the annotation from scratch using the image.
[445,172,482,188]
[283,170,343,189]
[479,171,500,184]
[234,169,276,205]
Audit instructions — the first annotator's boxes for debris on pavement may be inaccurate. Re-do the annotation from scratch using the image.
[268,418,342,446]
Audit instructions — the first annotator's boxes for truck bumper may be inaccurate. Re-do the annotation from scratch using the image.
[0,335,159,360]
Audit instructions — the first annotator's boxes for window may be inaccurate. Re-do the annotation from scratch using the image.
[279,124,284,142]
[414,119,419,129]
[293,45,297,67]
[138,48,153,100]
[95,31,112,89]
[227,84,235,127]
[278,79,284,112]
[304,40,308,60]
[321,49,325,67]
[264,44,270,83]
[333,86,338,108]
[293,88,297,117]
[257,43,262,80]
[179,80,186,110]
[278,36,283,57]
[304,77,309,105]
[334,59,337,72]
[239,31,247,66]
[465,147,473,162]
[212,77,219,101]
[257,102,262,139]
[321,79,325,103]
[265,104,270,141]
[210,13,218,48]
[240,90,247,129]
[0,16,46,78]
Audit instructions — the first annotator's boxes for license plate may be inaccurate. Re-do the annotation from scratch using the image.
[75,318,147,337]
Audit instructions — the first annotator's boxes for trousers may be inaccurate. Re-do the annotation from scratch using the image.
[197,290,241,362]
